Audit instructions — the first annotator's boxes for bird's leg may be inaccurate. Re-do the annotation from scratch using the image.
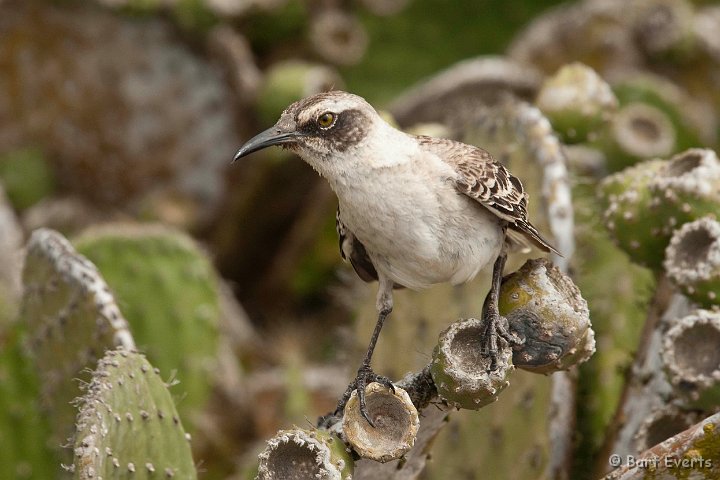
[335,276,395,427]
[481,252,523,370]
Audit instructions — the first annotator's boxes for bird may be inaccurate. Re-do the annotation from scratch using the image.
[233,90,558,426]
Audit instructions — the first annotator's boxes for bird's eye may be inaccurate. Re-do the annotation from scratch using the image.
[317,112,336,129]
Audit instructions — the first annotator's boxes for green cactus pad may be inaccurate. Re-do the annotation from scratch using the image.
[0,325,57,480]
[499,258,594,374]
[0,147,55,211]
[257,428,354,480]
[73,349,196,479]
[430,318,512,410]
[73,223,220,427]
[601,148,720,270]
[536,62,617,144]
[21,228,135,449]
[597,158,666,212]
[598,157,673,269]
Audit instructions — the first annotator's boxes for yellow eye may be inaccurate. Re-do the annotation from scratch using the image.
[318,112,336,129]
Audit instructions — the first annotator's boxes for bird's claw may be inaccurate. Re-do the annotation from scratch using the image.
[335,364,395,428]
[481,311,524,371]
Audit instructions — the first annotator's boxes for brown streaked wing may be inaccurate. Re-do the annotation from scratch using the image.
[416,135,559,254]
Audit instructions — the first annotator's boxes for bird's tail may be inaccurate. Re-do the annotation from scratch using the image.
[507,221,562,256]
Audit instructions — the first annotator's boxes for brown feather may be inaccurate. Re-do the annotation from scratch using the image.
[416,135,560,255]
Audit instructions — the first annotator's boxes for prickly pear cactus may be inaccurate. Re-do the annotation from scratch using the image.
[73,349,197,479]
[0,326,56,480]
[536,62,618,144]
[257,428,354,480]
[599,149,720,270]
[430,318,512,410]
[73,223,220,425]
[499,258,594,373]
[20,228,135,449]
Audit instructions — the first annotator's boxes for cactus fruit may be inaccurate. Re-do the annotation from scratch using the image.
[661,309,720,410]
[21,228,135,448]
[342,383,419,463]
[600,149,720,270]
[599,102,676,172]
[650,149,720,256]
[256,428,354,480]
[602,411,720,480]
[73,349,197,479]
[536,63,618,144]
[430,318,512,410]
[664,217,720,306]
[633,405,700,453]
[611,74,710,148]
[73,223,220,426]
[499,258,595,374]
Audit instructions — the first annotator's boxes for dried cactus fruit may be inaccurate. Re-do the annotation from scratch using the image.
[602,411,720,480]
[73,349,196,479]
[342,383,419,463]
[661,309,720,410]
[257,61,344,126]
[20,228,135,448]
[648,147,720,240]
[73,223,220,427]
[633,405,699,453]
[430,318,512,410]
[599,102,676,172]
[664,217,720,306]
[499,258,595,374]
[256,428,354,480]
[536,63,618,144]
[611,73,712,148]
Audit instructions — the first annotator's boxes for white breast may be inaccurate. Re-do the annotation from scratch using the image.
[332,138,505,289]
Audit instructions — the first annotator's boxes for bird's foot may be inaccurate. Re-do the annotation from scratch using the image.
[481,311,524,371]
[334,363,395,427]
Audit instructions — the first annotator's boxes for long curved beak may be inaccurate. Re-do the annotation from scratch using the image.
[232,127,302,163]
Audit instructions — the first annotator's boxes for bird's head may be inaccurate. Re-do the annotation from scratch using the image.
[233,91,380,174]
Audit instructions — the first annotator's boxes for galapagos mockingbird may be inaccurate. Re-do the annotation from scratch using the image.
[234,90,559,425]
